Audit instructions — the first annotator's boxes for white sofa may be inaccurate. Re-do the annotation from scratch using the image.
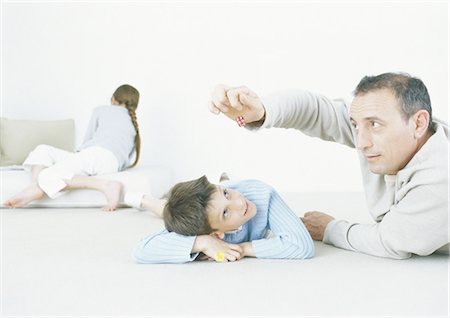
[1,117,174,208]
[0,165,173,208]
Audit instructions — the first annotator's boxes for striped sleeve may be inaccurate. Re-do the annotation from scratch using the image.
[133,229,199,264]
[252,190,314,259]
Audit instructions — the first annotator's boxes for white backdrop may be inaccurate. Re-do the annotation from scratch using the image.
[2,1,448,192]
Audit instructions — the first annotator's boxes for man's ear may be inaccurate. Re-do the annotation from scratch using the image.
[412,110,430,139]
[210,231,225,240]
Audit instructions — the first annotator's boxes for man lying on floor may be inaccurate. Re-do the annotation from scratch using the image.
[130,176,314,263]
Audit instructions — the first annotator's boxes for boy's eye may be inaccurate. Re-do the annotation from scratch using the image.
[223,189,230,198]
[223,210,229,218]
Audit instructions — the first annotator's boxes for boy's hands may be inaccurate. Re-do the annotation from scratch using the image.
[193,235,244,262]
[238,242,255,258]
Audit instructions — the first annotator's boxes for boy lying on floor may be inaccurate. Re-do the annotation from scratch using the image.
[130,175,314,263]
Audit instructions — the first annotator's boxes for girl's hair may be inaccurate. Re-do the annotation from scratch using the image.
[113,84,141,168]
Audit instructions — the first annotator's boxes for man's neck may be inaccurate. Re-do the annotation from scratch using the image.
[417,129,434,152]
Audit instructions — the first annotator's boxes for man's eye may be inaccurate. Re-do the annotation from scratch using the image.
[224,189,229,198]
[223,210,229,218]
[371,121,380,128]
[351,122,358,129]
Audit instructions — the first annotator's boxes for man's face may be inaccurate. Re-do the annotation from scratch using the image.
[207,185,257,233]
[350,88,419,175]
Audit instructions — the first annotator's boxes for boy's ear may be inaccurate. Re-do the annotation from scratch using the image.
[210,231,225,240]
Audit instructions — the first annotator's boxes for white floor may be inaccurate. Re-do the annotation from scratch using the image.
[1,192,449,317]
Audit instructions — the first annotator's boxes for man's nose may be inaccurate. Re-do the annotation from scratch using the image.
[356,129,372,150]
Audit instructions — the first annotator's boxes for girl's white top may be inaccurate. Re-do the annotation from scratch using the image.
[78,105,136,170]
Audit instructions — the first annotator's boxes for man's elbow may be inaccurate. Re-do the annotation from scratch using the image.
[382,236,443,259]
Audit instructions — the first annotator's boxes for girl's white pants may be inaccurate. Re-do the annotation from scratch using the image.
[23,144,119,198]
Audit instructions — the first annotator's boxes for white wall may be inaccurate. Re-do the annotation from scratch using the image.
[2,1,448,192]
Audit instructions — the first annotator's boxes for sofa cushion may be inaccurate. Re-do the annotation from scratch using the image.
[0,117,75,166]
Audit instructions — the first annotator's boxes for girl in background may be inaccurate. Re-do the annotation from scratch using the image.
[4,84,140,211]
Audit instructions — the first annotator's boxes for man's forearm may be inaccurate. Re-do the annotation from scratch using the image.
[323,220,412,259]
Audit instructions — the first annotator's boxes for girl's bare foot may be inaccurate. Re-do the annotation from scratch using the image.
[101,181,123,212]
[3,183,45,208]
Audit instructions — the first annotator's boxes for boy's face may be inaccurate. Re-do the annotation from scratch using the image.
[207,185,257,233]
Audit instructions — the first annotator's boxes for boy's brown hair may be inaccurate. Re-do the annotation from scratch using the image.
[163,175,217,236]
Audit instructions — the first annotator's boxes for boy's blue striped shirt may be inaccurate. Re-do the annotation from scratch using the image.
[133,179,314,263]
